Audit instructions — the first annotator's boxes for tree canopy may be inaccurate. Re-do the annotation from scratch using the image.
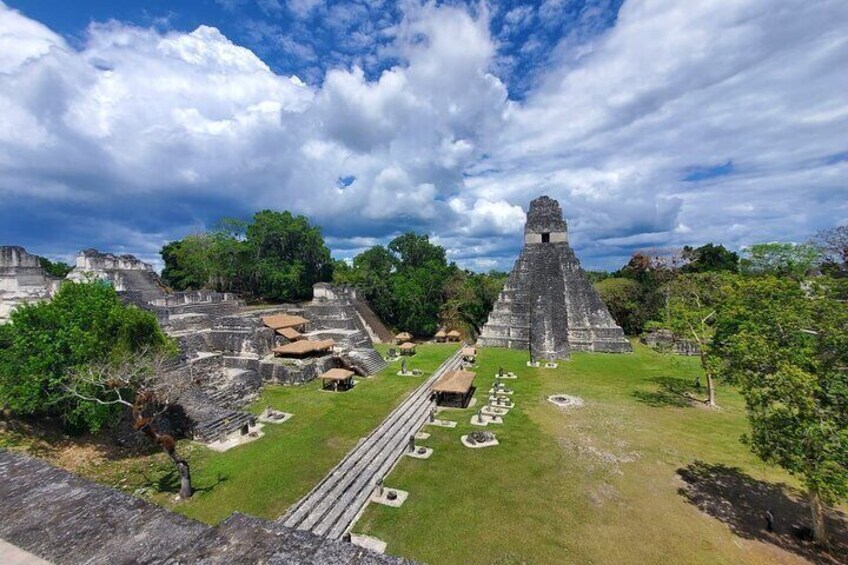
[333,232,506,337]
[37,256,73,278]
[811,224,848,276]
[711,276,848,541]
[161,210,332,303]
[681,243,739,273]
[594,277,645,335]
[0,281,172,433]
[741,242,820,278]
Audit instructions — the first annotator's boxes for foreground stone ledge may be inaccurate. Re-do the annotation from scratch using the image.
[0,450,412,564]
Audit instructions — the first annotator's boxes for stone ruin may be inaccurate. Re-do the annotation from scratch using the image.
[66,248,168,302]
[478,196,631,360]
[0,246,62,323]
[146,282,389,445]
[641,328,699,356]
[0,245,390,447]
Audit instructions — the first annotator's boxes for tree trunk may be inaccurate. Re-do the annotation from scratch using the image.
[809,488,828,544]
[134,408,193,499]
[706,372,717,408]
[169,454,193,500]
[699,351,718,408]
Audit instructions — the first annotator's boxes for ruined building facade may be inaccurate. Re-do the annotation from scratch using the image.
[478,196,631,360]
[0,246,62,323]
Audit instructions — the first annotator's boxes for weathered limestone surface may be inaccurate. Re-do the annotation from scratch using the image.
[67,248,167,302]
[0,450,411,564]
[0,246,61,323]
[478,196,631,359]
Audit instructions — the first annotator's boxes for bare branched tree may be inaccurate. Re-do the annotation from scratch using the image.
[66,349,193,499]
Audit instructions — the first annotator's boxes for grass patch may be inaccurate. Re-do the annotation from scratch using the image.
[354,341,845,564]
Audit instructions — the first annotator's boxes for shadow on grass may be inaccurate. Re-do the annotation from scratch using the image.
[678,461,848,564]
[633,376,704,408]
[152,469,227,496]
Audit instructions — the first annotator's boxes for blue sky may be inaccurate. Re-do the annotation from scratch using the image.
[1,0,846,271]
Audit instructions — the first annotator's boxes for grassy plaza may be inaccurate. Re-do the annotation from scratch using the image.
[354,342,825,564]
[2,341,844,563]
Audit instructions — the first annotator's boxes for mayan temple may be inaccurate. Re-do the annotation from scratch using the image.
[478,196,631,360]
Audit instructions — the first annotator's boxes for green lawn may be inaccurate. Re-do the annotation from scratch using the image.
[152,342,459,524]
[353,342,829,564]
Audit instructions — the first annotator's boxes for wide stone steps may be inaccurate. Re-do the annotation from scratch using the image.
[191,409,255,443]
[280,347,463,539]
[343,348,389,375]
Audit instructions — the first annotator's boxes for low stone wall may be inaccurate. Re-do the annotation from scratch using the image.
[641,329,700,356]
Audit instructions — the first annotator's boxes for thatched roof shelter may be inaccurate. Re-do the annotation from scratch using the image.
[432,369,476,394]
[320,368,355,391]
[262,314,309,330]
[399,342,416,351]
[395,332,413,342]
[446,330,461,341]
[277,327,303,341]
[462,346,477,357]
[272,339,335,358]
[321,368,354,381]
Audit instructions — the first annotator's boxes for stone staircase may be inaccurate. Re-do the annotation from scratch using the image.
[191,409,257,443]
[340,348,389,376]
[352,298,394,344]
[280,347,463,539]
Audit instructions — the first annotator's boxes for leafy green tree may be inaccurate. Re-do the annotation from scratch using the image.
[161,235,217,291]
[594,277,645,335]
[245,210,333,301]
[585,270,611,283]
[0,282,171,432]
[740,242,820,278]
[663,273,731,407]
[441,269,507,336]
[160,210,332,302]
[337,233,481,337]
[389,265,447,335]
[37,256,73,278]
[711,276,848,542]
[681,243,739,273]
[611,252,679,333]
[388,232,446,269]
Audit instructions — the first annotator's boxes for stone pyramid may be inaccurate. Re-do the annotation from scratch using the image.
[478,196,631,360]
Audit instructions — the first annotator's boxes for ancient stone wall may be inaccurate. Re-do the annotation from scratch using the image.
[0,246,62,323]
[0,451,409,564]
[641,329,700,356]
[67,248,167,302]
